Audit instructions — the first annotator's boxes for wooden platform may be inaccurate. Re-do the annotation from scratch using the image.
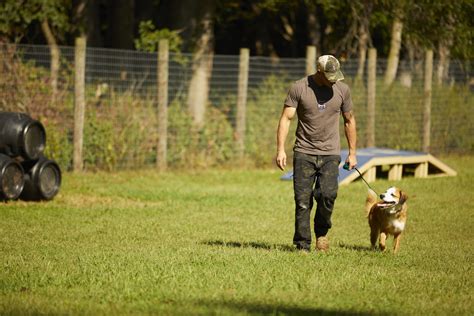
[338,147,457,185]
[280,147,457,185]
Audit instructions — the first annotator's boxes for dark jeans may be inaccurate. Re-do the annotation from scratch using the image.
[293,151,340,250]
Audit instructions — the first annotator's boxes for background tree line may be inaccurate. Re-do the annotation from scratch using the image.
[1,0,472,128]
[0,0,472,170]
[1,0,472,60]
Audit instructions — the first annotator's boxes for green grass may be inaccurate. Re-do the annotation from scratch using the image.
[1,156,473,315]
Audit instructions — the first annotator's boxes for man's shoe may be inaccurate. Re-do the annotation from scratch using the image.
[316,236,329,252]
[296,245,310,254]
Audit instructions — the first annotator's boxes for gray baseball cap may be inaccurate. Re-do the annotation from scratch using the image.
[317,55,344,82]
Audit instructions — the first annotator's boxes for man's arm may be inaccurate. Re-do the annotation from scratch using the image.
[276,106,296,170]
[342,110,357,169]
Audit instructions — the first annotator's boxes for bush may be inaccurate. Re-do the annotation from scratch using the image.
[349,79,473,154]
[246,75,294,167]
[168,99,236,168]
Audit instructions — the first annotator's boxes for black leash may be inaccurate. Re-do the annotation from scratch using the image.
[343,163,378,195]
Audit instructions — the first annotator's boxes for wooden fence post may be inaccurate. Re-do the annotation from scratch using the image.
[73,36,86,172]
[157,39,169,170]
[306,46,316,75]
[422,49,433,152]
[367,48,377,147]
[236,48,249,158]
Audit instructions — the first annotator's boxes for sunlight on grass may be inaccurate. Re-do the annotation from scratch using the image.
[1,156,473,315]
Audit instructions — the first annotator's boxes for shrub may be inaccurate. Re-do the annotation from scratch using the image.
[245,75,294,167]
[168,99,236,168]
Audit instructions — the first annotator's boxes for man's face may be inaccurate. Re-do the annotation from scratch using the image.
[318,71,334,87]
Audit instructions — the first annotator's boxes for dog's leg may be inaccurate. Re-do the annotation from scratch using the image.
[379,232,387,251]
[370,228,379,249]
[393,233,402,253]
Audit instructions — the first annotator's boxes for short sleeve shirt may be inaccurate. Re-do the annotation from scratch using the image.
[284,75,353,155]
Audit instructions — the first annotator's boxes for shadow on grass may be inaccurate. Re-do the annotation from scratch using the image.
[338,242,374,252]
[202,239,297,252]
[195,299,386,315]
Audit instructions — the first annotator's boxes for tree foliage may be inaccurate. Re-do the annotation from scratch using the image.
[134,20,182,54]
[0,0,472,59]
[403,0,473,59]
[0,0,70,42]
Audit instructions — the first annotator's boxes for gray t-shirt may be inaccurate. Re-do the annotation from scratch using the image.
[284,75,353,155]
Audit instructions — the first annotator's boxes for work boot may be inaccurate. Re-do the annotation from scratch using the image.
[296,245,310,254]
[316,236,329,252]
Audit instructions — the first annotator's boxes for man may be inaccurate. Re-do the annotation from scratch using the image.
[275,55,357,253]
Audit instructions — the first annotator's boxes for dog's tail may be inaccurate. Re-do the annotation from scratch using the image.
[365,189,377,216]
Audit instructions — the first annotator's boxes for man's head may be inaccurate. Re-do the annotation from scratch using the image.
[317,55,344,83]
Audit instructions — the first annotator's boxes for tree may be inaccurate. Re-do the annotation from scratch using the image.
[304,0,321,50]
[353,0,374,81]
[0,0,71,103]
[134,20,182,55]
[186,0,215,127]
[408,0,472,85]
[72,0,103,47]
[384,12,403,86]
[214,0,284,57]
[156,0,216,127]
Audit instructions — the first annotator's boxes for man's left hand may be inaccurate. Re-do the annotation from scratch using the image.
[345,154,357,170]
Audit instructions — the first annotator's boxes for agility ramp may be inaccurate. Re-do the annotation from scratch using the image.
[280,147,457,185]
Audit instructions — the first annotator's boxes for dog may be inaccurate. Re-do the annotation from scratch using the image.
[366,187,408,253]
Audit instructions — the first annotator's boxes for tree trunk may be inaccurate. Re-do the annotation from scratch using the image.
[356,23,369,81]
[306,9,321,49]
[384,17,403,86]
[353,0,372,82]
[186,0,215,127]
[436,13,454,86]
[437,42,451,86]
[157,0,215,126]
[40,20,59,105]
[72,0,86,28]
[400,39,414,88]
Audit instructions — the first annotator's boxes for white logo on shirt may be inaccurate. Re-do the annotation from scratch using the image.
[317,103,326,111]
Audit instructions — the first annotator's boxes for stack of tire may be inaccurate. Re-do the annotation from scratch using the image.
[0,112,61,201]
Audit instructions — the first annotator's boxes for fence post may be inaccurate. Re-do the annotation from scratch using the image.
[157,39,169,170]
[73,36,86,172]
[306,46,316,75]
[422,49,433,152]
[236,48,249,158]
[367,48,377,147]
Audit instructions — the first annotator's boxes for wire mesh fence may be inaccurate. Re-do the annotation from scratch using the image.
[0,43,472,171]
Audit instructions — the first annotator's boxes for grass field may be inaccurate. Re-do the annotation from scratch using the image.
[1,155,473,315]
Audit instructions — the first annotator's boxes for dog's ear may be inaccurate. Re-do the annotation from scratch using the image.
[399,191,408,204]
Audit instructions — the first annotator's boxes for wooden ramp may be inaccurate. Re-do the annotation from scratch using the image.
[338,147,457,185]
[280,147,457,185]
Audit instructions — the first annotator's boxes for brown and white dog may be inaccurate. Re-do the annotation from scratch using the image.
[366,187,408,253]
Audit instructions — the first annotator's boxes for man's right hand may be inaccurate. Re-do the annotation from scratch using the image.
[276,106,295,171]
[276,150,287,171]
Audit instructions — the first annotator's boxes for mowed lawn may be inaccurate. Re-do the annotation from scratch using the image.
[1,156,473,315]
